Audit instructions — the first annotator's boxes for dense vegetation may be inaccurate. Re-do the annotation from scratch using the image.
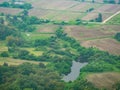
[0,1,32,10]
[0,63,65,90]
[115,32,120,41]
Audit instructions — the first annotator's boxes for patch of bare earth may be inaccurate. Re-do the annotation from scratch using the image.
[0,7,22,15]
[64,25,120,41]
[81,38,120,55]
[87,72,120,90]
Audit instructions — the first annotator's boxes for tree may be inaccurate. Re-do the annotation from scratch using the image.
[22,10,28,16]
[96,13,102,22]
[0,17,4,24]
[115,32,120,41]
[1,51,9,57]
[81,0,85,2]
[109,0,115,4]
[113,82,120,90]
[92,0,95,3]
[0,2,10,7]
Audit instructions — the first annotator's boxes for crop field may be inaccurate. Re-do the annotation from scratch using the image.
[81,38,120,55]
[87,72,120,90]
[64,25,120,55]
[64,25,120,41]
[27,0,120,22]
[0,0,120,22]
[0,7,22,15]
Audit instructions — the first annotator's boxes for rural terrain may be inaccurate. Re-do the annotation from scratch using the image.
[0,0,120,90]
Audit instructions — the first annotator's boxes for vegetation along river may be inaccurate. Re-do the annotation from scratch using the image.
[63,61,88,82]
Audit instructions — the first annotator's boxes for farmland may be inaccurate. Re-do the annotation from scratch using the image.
[0,0,120,90]
[0,7,22,15]
[26,0,120,22]
[64,25,120,55]
[87,72,120,89]
[81,38,120,55]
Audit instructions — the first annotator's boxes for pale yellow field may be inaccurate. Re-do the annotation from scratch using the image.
[0,57,44,66]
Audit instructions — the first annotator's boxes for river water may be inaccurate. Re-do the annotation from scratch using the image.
[62,61,88,82]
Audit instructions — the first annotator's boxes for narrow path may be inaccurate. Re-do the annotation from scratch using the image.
[102,10,120,24]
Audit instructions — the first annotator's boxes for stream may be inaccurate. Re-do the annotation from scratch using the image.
[62,61,88,82]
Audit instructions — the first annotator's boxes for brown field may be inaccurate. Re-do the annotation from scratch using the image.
[82,12,98,21]
[27,0,120,21]
[81,38,120,55]
[64,25,119,41]
[1,0,120,21]
[69,3,101,12]
[94,4,120,13]
[87,72,120,90]
[0,7,22,15]
[30,0,78,10]
[64,25,120,55]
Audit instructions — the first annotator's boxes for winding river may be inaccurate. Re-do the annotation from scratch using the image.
[62,61,88,82]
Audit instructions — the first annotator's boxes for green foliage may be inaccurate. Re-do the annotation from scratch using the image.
[95,13,102,22]
[7,36,24,47]
[34,39,49,47]
[0,24,20,40]
[0,51,9,57]
[103,0,116,4]
[0,63,65,90]
[65,79,98,90]
[115,32,120,41]
[113,82,120,90]
[0,2,32,10]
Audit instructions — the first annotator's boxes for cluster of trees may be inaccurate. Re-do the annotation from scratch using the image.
[115,32,120,41]
[86,8,94,13]
[0,62,102,90]
[0,1,32,10]
[0,24,21,40]
[0,63,66,90]
[5,11,50,32]
[103,0,116,4]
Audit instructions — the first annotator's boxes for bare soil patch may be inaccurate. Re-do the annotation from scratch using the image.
[27,0,120,21]
[94,4,120,13]
[0,7,22,15]
[64,25,119,41]
[81,38,120,55]
[30,0,78,10]
[87,72,120,90]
